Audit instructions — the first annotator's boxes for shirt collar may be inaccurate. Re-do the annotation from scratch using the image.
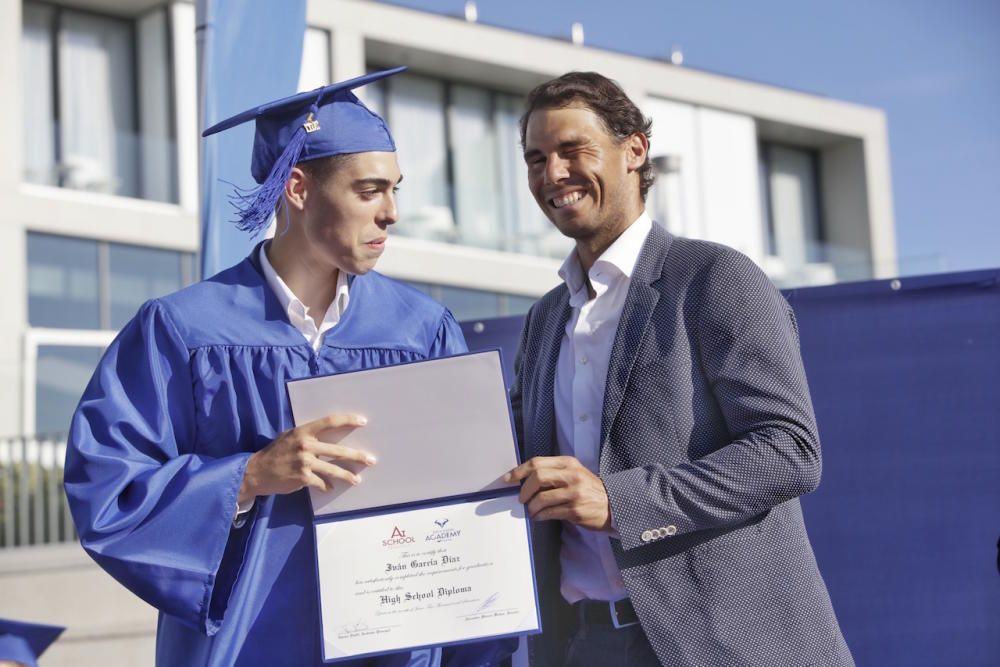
[259,243,350,329]
[558,211,653,305]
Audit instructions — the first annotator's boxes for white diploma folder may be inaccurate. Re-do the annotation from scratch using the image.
[287,350,520,516]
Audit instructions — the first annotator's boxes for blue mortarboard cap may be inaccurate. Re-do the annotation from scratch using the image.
[0,619,65,667]
[201,66,405,236]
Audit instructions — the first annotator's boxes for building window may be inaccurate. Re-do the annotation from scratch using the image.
[27,232,195,330]
[107,243,195,329]
[404,282,536,320]
[758,143,826,266]
[367,70,560,258]
[34,343,106,436]
[20,328,113,438]
[20,1,178,203]
[27,234,101,330]
[25,232,194,435]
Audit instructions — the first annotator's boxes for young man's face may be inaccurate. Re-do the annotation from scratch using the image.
[523,104,644,247]
[299,152,401,275]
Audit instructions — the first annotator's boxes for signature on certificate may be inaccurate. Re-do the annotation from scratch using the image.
[475,592,501,612]
[340,619,370,634]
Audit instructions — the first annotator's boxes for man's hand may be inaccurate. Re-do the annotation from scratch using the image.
[238,414,376,505]
[504,456,612,532]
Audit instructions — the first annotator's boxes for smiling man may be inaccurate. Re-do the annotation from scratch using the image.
[64,68,510,667]
[506,72,853,666]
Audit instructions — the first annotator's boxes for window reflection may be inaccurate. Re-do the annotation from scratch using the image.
[27,234,100,329]
[35,345,105,435]
[109,245,187,329]
[27,233,194,330]
[367,69,557,258]
[403,281,537,320]
[20,2,177,202]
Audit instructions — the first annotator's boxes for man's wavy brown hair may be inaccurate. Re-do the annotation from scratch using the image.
[519,72,655,201]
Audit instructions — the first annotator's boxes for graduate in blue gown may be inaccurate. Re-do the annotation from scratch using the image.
[64,68,513,667]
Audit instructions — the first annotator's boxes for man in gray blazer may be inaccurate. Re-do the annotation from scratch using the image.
[505,72,854,666]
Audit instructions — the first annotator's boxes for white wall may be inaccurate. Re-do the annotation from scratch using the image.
[643,97,702,239]
[644,99,764,263]
[696,108,764,261]
[768,145,821,269]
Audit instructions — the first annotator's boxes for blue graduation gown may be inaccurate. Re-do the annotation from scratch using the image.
[64,251,511,666]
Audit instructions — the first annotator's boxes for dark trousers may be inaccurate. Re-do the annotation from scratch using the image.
[565,621,661,667]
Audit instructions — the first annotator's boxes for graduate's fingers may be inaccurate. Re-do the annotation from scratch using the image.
[311,440,378,467]
[300,413,368,436]
[303,470,332,493]
[310,457,364,488]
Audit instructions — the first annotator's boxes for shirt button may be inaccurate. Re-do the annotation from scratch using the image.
[579,414,589,422]
[579,356,589,365]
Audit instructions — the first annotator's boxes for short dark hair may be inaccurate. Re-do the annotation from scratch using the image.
[519,72,655,200]
[275,153,358,216]
[298,152,357,184]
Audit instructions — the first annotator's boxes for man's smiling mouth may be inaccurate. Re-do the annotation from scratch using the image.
[551,191,585,208]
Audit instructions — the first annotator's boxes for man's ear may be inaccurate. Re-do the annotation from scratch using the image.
[624,132,649,173]
[284,166,309,211]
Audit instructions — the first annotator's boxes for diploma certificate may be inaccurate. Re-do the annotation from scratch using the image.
[287,351,541,662]
[314,492,539,661]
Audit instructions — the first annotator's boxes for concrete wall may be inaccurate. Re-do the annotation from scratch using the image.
[0,543,157,666]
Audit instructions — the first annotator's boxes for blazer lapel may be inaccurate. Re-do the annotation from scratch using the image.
[600,224,672,446]
[532,289,571,458]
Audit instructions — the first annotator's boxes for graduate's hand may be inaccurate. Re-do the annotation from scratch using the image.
[239,414,376,504]
[504,456,612,532]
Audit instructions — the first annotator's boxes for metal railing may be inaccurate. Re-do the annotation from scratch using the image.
[0,436,76,549]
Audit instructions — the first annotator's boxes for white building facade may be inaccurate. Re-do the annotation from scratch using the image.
[0,0,894,662]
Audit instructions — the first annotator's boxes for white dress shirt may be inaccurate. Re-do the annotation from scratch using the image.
[259,243,350,352]
[235,244,351,521]
[554,211,653,604]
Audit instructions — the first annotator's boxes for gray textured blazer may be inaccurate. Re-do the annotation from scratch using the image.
[511,223,854,666]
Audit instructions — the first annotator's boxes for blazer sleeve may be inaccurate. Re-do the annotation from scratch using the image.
[603,249,822,551]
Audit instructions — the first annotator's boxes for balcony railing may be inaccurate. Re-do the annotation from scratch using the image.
[0,436,76,549]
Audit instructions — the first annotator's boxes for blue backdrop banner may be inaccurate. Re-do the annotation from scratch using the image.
[461,268,1000,666]
[198,0,306,278]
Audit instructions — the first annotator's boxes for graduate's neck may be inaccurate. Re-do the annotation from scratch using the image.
[266,237,341,326]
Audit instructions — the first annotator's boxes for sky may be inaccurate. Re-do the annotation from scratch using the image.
[385,0,1000,276]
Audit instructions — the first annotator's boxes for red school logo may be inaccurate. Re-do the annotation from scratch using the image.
[382,526,415,547]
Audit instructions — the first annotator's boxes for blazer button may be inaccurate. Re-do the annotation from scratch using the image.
[665,525,677,536]
[641,530,653,542]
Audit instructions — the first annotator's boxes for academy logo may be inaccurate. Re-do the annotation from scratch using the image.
[382,526,415,547]
[426,517,461,543]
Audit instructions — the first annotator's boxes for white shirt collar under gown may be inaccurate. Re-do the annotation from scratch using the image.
[554,211,653,604]
[259,242,350,352]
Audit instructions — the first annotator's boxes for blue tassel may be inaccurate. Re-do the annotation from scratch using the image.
[228,124,309,236]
